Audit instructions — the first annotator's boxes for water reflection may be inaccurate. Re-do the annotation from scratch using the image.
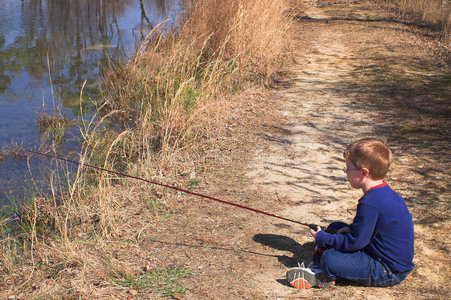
[0,0,182,206]
[0,0,180,101]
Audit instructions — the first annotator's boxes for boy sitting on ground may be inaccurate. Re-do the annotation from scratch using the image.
[287,137,415,289]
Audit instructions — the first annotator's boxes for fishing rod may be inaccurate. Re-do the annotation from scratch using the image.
[23,148,324,231]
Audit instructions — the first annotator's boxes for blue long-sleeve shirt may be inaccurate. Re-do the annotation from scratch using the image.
[316,183,415,273]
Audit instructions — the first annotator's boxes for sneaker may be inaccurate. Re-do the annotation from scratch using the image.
[286,266,335,289]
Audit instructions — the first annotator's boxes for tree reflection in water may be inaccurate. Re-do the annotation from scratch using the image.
[0,0,181,206]
[0,0,179,108]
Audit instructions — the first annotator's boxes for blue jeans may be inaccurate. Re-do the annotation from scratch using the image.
[315,222,411,287]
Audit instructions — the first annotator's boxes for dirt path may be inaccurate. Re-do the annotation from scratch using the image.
[243,0,450,299]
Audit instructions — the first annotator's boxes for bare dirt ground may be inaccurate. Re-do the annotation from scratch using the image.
[19,0,449,299]
[239,0,450,299]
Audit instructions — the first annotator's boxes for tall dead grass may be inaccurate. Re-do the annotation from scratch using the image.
[376,0,451,39]
[0,0,293,297]
[99,0,293,172]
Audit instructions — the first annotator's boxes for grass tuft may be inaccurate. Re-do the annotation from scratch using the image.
[0,144,26,162]
[35,107,74,143]
[111,266,191,297]
[374,0,451,40]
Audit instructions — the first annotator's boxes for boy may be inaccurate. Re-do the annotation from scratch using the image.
[287,138,414,289]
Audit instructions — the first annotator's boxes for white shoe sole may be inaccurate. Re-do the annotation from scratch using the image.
[286,267,335,289]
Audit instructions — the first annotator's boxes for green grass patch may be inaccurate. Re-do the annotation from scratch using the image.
[144,197,163,211]
[35,109,75,143]
[111,266,191,297]
[183,86,200,113]
[187,179,200,188]
[0,203,17,220]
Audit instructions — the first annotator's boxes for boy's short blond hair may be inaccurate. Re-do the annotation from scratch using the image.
[344,138,393,180]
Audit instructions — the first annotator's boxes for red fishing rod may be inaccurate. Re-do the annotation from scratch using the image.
[24,148,323,230]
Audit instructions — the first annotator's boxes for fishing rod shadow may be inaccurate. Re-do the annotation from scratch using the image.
[252,233,314,268]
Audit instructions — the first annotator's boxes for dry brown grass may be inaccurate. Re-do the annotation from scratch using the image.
[98,0,293,173]
[0,0,294,298]
[375,0,451,39]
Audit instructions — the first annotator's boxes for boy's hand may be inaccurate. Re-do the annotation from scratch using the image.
[337,226,351,234]
[309,226,322,239]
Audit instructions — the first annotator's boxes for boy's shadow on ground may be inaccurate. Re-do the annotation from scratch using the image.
[253,233,313,268]
[253,233,358,287]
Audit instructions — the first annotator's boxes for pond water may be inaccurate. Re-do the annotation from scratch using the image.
[0,0,183,207]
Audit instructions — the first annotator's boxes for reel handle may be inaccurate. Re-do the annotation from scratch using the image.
[308,224,338,234]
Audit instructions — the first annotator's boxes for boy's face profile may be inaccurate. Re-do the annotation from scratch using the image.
[345,159,364,189]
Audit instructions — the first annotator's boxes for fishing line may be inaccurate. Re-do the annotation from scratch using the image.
[23,148,323,230]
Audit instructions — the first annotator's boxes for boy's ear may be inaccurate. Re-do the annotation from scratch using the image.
[362,168,370,177]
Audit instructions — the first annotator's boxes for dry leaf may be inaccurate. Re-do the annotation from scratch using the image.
[173,293,182,300]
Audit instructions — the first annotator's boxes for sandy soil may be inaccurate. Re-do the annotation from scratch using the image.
[240,0,450,299]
